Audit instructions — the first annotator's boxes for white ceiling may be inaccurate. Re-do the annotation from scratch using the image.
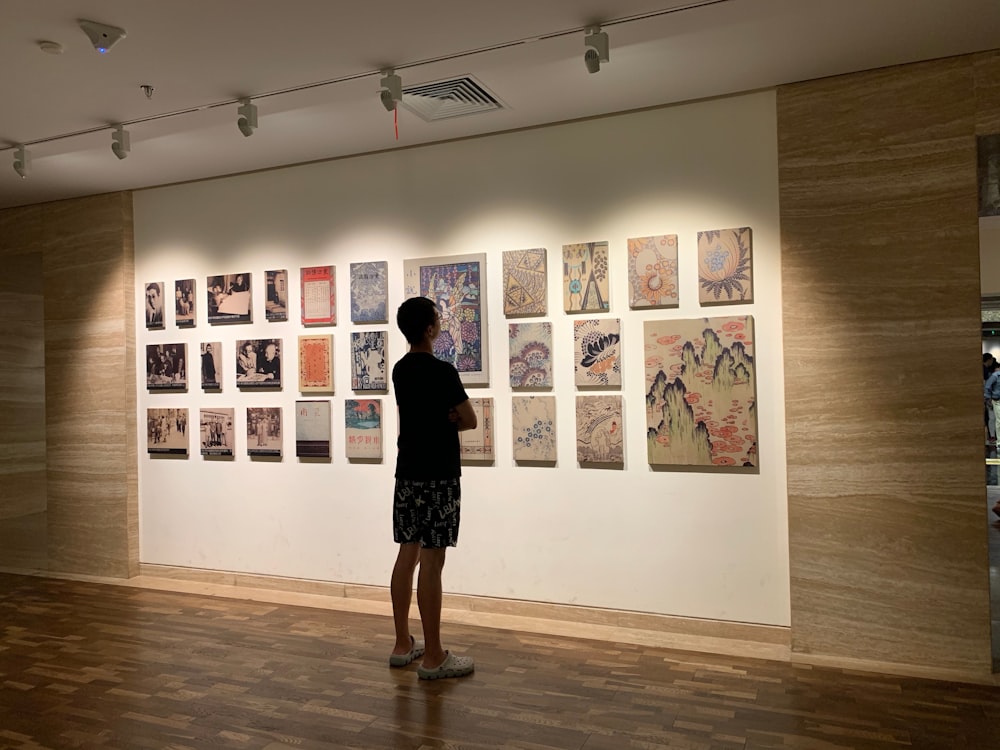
[1,0,998,210]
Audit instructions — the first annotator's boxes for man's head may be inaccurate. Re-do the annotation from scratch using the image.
[205,344,213,353]
[244,342,254,354]
[146,283,161,307]
[396,297,440,345]
[986,353,996,365]
[265,343,277,361]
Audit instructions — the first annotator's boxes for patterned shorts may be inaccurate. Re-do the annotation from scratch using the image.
[393,478,461,549]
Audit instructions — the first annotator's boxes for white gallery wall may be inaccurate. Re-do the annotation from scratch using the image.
[134,89,789,626]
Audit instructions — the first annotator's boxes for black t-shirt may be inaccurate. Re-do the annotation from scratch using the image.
[393,352,469,479]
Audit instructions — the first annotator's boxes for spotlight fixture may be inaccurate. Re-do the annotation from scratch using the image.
[584,25,610,74]
[13,146,29,179]
[237,98,257,137]
[379,68,402,112]
[79,19,127,54]
[111,125,130,160]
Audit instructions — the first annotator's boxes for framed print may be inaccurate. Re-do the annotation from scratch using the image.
[562,242,609,313]
[575,395,624,465]
[146,343,187,391]
[350,261,388,323]
[502,248,547,317]
[298,334,333,392]
[247,407,282,457]
[512,396,556,463]
[265,269,289,322]
[697,227,753,305]
[459,397,494,461]
[508,321,553,389]
[146,408,189,455]
[627,235,679,309]
[574,318,622,388]
[301,265,336,325]
[144,281,165,329]
[351,331,387,391]
[207,273,252,324]
[296,400,331,458]
[236,338,282,389]
[345,399,382,460]
[175,278,196,327]
[404,252,489,385]
[644,316,758,468]
[200,342,222,390]
[199,407,234,457]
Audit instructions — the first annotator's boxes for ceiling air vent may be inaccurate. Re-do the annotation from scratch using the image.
[401,76,504,122]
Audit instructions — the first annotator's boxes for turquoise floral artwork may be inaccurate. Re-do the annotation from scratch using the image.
[562,242,610,313]
[697,227,753,305]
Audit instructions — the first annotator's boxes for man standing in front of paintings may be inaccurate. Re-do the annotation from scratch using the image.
[388,296,477,680]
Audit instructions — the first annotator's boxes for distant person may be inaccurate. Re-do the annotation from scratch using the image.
[986,361,1000,446]
[202,344,217,385]
[238,342,257,377]
[228,274,249,293]
[145,283,163,327]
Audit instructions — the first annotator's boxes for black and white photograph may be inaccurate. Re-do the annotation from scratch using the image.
[175,278,196,327]
[200,342,222,390]
[207,272,252,324]
[144,281,165,329]
[146,408,189,455]
[265,269,288,321]
[248,407,282,457]
[236,338,282,389]
[146,343,187,391]
[200,407,235,457]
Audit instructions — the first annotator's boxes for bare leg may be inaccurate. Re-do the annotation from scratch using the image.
[417,547,447,668]
[390,543,421,654]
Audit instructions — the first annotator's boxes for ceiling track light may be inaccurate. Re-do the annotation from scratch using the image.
[584,25,610,74]
[237,98,258,137]
[111,124,130,160]
[13,145,29,179]
[379,68,402,112]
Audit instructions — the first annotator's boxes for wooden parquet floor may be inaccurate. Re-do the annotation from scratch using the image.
[1,573,998,750]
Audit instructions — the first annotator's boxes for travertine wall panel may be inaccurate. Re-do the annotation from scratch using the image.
[779,56,991,673]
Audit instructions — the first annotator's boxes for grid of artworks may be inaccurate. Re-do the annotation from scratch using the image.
[247,407,282,457]
[512,396,556,463]
[573,318,621,388]
[459,397,495,462]
[508,322,552,389]
[351,331,387,391]
[350,261,388,323]
[502,248,547,316]
[643,315,757,468]
[575,395,624,464]
[345,399,382,460]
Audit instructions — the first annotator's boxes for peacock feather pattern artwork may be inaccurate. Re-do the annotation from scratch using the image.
[697,227,753,305]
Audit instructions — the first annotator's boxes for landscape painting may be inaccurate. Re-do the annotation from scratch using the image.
[502,248,547,316]
[345,398,382,460]
[512,396,556,463]
[643,315,758,468]
[508,321,552,389]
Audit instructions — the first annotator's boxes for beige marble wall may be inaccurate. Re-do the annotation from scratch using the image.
[778,55,993,674]
[0,192,137,577]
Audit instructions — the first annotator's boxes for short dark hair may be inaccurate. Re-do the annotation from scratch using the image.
[985,353,996,363]
[396,297,437,344]
[146,282,161,296]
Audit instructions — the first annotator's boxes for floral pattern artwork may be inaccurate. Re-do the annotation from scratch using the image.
[509,322,553,389]
[502,248,547,316]
[643,316,757,468]
[627,235,679,309]
[574,318,621,387]
[697,227,753,304]
[575,395,624,464]
[562,242,610,313]
[512,396,556,462]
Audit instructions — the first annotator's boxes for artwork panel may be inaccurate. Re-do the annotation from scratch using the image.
[502,247,547,316]
[459,397,494,461]
[296,400,331,458]
[562,242,610,313]
[298,334,334,392]
[146,408,189,455]
[236,338,282,389]
[207,273,252,324]
[573,318,622,387]
[351,330,387,391]
[627,235,679,309]
[247,407,282,457]
[301,265,336,325]
[265,269,289,322]
[512,396,556,462]
[200,407,234,457]
[403,253,489,385]
[345,398,383,459]
[350,261,388,323]
[697,227,754,305]
[175,278,196,327]
[575,395,624,464]
[146,343,187,391]
[143,281,165,329]
[508,321,553,389]
[643,315,758,468]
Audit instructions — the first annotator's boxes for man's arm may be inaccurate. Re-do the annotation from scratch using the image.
[451,399,478,432]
